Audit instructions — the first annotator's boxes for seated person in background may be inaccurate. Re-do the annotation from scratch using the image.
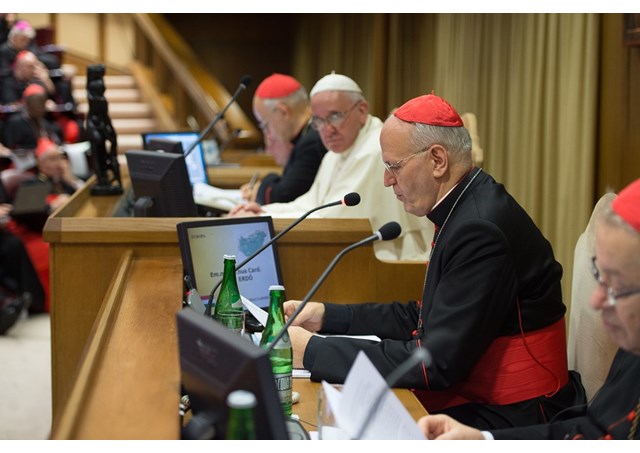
[3,138,82,313]
[284,93,585,430]
[1,50,55,104]
[0,19,60,78]
[418,178,640,440]
[0,202,45,317]
[2,55,81,145]
[230,72,431,261]
[241,73,327,204]
[3,83,63,150]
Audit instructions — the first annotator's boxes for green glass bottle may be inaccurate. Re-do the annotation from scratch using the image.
[213,255,244,334]
[259,285,293,417]
[226,390,257,440]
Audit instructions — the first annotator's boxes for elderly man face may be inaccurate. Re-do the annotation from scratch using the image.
[310,91,368,153]
[14,52,38,81]
[591,218,640,355]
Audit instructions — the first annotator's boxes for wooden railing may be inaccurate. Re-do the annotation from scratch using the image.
[130,13,261,149]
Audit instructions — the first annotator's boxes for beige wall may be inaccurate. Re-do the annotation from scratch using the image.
[21,13,134,68]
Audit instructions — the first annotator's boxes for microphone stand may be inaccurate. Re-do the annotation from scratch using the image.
[184,76,251,159]
[204,200,345,317]
[266,234,380,352]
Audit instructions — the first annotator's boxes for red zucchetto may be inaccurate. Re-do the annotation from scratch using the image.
[612,178,640,232]
[22,83,46,99]
[394,93,463,127]
[255,73,302,99]
[36,137,59,159]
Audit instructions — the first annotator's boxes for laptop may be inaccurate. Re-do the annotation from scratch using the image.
[141,131,209,186]
[10,181,50,231]
[176,217,284,310]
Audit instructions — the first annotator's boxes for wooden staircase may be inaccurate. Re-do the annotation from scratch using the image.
[72,74,158,153]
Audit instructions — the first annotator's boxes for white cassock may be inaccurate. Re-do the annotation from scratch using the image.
[262,115,433,262]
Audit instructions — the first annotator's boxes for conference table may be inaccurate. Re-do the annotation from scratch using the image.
[44,169,428,438]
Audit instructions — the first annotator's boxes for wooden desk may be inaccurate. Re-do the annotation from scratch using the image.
[50,257,427,439]
[44,177,426,429]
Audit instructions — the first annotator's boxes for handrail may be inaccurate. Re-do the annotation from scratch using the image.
[130,13,260,149]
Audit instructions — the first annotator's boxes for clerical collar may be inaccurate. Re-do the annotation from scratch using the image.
[427,167,479,228]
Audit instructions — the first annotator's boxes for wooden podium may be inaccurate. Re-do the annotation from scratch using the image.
[44,174,427,438]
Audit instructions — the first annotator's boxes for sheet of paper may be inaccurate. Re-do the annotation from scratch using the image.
[241,295,268,326]
[192,182,244,211]
[328,351,426,440]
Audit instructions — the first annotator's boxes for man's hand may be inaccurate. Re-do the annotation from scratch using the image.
[283,300,325,332]
[289,325,314,368]
[239,181,260,202]
[417,414,484,440]
[227,201,264,217]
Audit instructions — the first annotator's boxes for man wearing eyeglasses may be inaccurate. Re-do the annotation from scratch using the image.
[285,93,585,430]
[418,178,640,439]
[230,72,432,262]
[239,73,327,205]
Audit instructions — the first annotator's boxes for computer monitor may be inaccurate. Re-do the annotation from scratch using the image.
[125,150,199,218]
[176,217,283,310]
[177,307,289,439]
[142,131,209,186]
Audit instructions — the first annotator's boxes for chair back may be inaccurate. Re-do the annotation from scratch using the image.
[461,112,483,167]
[567,192,618,400]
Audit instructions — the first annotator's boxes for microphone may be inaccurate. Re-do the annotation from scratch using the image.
[203,192,361,316]
[184,74,252,158]
[353,346,432,439]
[266,221,402,352]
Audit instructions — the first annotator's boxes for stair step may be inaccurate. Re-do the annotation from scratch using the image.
[116,134,144,152]
[73,88,142,103]
[73,75,137,90]
[111,118,158,134]
[77,102,153,119]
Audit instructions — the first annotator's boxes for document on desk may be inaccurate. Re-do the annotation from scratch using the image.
[192,182,244,211]
[322,351,426,440]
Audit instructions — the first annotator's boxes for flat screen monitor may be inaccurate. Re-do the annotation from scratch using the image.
[177,307,289,439]
[142,131,209,186]
[125,149,199,218]
[176,217,283,310]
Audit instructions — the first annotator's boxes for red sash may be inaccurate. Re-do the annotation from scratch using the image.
[414,317,569,412]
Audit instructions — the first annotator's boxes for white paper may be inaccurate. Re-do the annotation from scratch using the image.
[192,182,244,211]
[241,295,268,326]
[323,351,426,440]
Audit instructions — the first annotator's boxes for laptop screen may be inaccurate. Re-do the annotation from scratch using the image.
[142,131,208,186]
[177,217,283,310]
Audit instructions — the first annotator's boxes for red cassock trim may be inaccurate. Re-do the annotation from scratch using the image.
[415,317,569,412]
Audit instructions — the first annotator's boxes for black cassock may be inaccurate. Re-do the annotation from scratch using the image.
[303,169,585,429]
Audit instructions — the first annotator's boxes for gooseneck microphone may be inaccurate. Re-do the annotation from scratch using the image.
[203,192,361,316]
[184,74,252,158]
[353,346,432,439]
[266,221,402,352]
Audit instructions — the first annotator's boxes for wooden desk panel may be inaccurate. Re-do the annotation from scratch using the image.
[44,178,426,425]
[51,257,426,439]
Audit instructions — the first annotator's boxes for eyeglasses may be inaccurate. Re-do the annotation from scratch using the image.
[590,256,640,307]
[311,102,360,131]
[383,146,432,176]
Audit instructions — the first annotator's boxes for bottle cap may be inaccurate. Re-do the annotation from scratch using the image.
[227,390,257,409]
[269,285,285,291]
[223,254,236,260]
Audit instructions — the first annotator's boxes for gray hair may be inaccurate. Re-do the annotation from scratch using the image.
[600,200,640,238]
[9,23,35,41]
[262,86,309,111]
[408,122,472,165]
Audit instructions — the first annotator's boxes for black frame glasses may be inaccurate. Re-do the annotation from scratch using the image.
[590,256,640,306]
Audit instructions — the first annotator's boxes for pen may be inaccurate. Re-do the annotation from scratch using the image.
[248,172,259,190]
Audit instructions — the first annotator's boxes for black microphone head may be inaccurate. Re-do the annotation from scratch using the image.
[377,221,402,241]
[342,192,361,207]
[240,74,252,88]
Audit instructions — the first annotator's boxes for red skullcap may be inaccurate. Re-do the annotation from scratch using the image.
[612,178,640,232]
[15,50,31,62]
[36,137,59,159]
[22,83,46,99]
[255,73,301,99]
[394,93,463,127]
